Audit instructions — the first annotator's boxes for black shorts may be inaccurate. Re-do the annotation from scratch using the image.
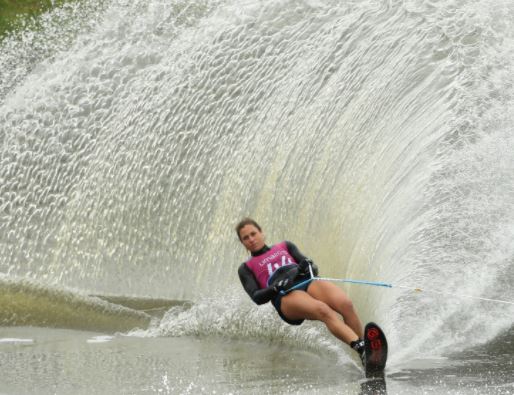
[271,279,312,326]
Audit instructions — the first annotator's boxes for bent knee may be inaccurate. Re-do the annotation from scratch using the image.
[341,298,355,312]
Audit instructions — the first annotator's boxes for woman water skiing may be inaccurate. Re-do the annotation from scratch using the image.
[236,217,366,361]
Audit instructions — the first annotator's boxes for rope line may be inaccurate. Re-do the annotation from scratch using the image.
[284,275,514,306]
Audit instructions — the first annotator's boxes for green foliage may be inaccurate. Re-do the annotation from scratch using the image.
[0,0,69,38]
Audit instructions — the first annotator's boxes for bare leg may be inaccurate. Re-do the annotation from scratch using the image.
[279,291,359,344]
[307,280,364,339]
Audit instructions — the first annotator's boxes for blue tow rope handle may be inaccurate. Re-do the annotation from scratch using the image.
[278,260,392,296]
[279,278,313,295]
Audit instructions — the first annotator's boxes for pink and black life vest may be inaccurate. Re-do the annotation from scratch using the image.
[245,242,298,289]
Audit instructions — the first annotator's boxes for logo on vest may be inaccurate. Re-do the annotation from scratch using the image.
[267,254,293,276]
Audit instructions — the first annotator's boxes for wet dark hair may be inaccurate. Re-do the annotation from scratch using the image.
[235,217,262,242]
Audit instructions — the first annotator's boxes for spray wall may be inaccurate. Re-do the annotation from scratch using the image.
[1,0,514,361]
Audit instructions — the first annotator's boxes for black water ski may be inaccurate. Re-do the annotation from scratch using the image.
[363,322,388,377]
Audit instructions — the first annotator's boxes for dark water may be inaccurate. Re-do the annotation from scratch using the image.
[0,325,512,394]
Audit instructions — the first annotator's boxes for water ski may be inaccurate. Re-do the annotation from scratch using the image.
[363,322,388,377]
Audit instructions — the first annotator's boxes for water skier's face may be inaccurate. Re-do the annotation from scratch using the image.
[239,225,265,253]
